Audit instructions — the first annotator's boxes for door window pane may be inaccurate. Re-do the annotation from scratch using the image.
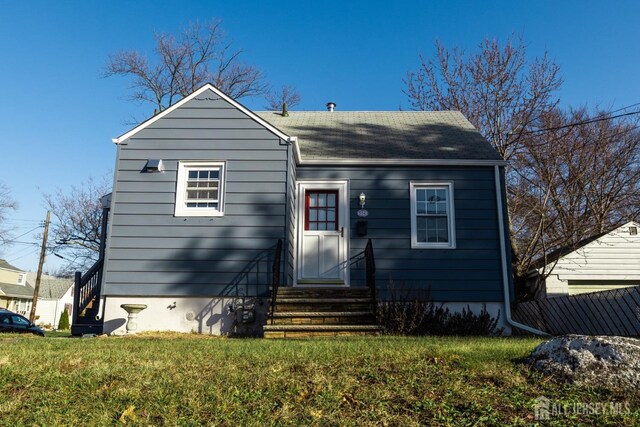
[305,190,339,231]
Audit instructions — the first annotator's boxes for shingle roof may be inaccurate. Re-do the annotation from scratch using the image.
[0,259,24,272]
[255,111,502,161]
[0,282,34,299]
[26,273,73,300]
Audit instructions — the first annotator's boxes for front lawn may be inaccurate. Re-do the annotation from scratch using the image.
[0,334,637,426]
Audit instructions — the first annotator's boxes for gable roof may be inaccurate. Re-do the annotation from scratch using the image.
[530,221,640,271]
[256,111,503,163]
[26,273,73,300]
[112,84,291,144]
[0,259,23,272]
[112,83,505,165]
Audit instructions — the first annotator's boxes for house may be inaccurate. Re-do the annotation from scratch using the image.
[27,273,73,329]
[529,221,640,297]
[0,259,33,316]
[72,83,525,336]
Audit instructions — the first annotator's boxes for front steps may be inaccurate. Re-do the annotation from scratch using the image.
[264,287,381,338]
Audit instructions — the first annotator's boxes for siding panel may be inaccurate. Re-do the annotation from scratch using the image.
[104,88,288,297]
[297,166,505,302]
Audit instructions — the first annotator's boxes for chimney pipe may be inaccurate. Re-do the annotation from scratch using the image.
[326,102,336,112]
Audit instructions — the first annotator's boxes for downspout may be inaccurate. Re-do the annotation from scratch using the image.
[494,165,548,336]
[54,299,60,329]
[282,136,295,286]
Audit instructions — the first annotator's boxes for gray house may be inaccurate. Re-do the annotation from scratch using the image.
[72,84,519,337]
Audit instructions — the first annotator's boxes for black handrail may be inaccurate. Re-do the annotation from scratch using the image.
[270,239,283,325]
[364,239,377,320]
[72,257,104,325]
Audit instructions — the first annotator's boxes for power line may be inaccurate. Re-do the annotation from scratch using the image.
[5,243,38,259]
[523,110,640,135]
[3,218,44,224]
[7,248,40,263]
[2,241,40,246]
[2,226,43,244]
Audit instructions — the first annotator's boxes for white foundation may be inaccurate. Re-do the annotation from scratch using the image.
[102,296,268,336]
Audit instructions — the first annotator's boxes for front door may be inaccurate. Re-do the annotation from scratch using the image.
[297,181,349,285]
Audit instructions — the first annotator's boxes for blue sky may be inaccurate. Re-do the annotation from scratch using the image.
[1,1,639,272]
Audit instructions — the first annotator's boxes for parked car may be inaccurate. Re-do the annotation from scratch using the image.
[0,310,45,336]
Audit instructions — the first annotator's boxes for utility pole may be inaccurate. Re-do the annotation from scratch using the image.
[29,211,50,323]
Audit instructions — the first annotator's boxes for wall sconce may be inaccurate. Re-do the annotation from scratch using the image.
[359,192,366,208]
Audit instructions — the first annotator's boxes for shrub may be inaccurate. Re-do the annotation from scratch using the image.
[377,278,503,336]
[58,308,70,330]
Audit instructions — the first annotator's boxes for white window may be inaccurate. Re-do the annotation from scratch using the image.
[410,182,456,249]
[175,162,225,217]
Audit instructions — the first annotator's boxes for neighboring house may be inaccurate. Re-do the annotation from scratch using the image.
[529,221,640,297]
[0,259,33,316]
[27,273,74,329]
[72,83,518,336]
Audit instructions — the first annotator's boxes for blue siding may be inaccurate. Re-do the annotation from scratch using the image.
[103,89,288,297]
[297,166,505,302]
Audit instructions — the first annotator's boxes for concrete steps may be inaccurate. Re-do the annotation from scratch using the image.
[265,287,381,338]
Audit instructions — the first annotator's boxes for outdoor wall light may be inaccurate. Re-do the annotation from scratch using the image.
[359,192,366,208]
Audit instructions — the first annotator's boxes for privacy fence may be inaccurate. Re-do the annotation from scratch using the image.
[512,286,640,336]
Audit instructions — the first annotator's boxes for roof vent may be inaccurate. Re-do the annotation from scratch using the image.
[326,102,336,112]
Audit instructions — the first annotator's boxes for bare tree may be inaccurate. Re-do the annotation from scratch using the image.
[42,175,111,273]
[511,108,640,296]
[404,35,562,160]
[104,20,267,113]
[0,182,18,245]
[264,85,302,111]
[404,36,640,301]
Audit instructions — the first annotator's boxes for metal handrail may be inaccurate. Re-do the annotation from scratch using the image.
[364,239,377,320]
[270,239,283,325]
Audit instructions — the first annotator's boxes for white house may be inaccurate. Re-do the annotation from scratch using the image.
[27,273,74,329]
[533,221,640,297]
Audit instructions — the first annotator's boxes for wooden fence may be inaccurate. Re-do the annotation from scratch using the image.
[512,286,640,336]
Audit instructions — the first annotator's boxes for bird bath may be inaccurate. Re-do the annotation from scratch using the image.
[120,304,148,334]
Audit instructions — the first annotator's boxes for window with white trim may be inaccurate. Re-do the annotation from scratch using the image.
[410,182,456,249]
[175,161,225,216]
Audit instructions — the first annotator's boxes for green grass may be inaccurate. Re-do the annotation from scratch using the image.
[0,333,637,426]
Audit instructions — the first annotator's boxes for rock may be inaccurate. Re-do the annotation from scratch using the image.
[527,335,640,391]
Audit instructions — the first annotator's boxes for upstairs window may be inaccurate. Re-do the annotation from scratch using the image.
[410,182,456,249]
[175,162,225,217]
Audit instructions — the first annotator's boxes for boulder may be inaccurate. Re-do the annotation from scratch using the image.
[527,335,640,390]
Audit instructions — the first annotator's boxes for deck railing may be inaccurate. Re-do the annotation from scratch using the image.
[72,257,104,324]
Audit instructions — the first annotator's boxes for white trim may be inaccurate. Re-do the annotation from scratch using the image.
[298,158,507,166]
[295,180,350,287]
[494,165,547,336]
[112,83,292,144]
[409,182,456,249]
[290,137,302,164]
[174,161,226,217]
